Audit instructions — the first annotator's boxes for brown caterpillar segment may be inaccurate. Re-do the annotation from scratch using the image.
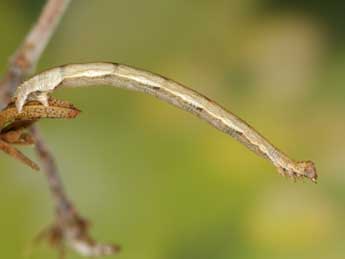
[276,160,317,183]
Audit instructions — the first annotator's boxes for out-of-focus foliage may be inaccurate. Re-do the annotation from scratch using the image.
[0,1,344,258]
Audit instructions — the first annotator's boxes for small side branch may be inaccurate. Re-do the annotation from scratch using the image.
[30,126,72,212]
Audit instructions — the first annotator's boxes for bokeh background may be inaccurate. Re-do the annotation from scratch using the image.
[0,0,344,258]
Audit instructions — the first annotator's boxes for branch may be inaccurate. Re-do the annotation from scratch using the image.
[0,0,119,256]
[31,127,120,257]
[0,0,71,105]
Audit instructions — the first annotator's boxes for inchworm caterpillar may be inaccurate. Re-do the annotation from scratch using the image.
[14,62,317,181]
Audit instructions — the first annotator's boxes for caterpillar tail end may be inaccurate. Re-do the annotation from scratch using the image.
[297,160,318,183]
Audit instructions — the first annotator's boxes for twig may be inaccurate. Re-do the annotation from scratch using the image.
[31,127,120,257]
[0,0,71,105]
[0,0,119,256]
[30,126,72,212]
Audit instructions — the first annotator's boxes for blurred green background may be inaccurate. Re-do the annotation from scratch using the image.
[0,0,344,258]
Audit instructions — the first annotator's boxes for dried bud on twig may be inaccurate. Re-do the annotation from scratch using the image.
[0,97,80,170]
